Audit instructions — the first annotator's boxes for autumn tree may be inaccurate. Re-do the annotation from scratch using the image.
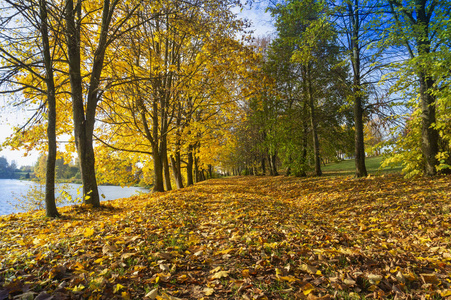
[96,0,250,191]
[264,0,349,176]
[383,0,451,176]
[0,0,60,217]
[63,0,141,205]
[329,0,386,177]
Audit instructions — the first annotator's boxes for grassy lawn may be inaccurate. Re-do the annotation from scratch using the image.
[322,156,402,176]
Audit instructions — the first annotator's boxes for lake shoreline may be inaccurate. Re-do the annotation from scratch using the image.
[0,179,148,216]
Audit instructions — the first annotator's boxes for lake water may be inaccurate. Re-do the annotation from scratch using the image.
[0,179,149,216]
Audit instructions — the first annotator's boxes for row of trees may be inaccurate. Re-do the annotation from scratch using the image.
[0,0,450,217]
[222,0,450,179]
[0,0,258,217]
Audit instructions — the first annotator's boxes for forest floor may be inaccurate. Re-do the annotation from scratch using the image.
[1,174,451,300]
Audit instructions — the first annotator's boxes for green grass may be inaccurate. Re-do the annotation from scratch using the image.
[322,156,402,176]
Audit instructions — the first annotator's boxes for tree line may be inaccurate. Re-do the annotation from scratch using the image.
[0,0,257,217]
[222,0,450,179]
[0,0,450,217]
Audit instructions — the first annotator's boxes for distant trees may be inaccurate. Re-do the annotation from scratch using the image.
[225,0,351,176]
[0,157,17,179]
[226,0,450,178]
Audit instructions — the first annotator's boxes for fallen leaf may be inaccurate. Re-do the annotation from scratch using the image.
[420,273,440,285]
[203,287,214,295]
[84,227,94,237]
[145,288,158,299]
[300,264,317,275]
[210,270,229,279]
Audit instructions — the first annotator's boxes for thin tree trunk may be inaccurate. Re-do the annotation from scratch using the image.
[349,0,367,178]
[152,145,165,192]
[354,93,367,177]
[40,0,59,218]
[270,153,278,176]
[307,64,322,176]
[161,138,172,191]
[194,154,199,182]
[208,164,213,179]
[299,112,308,177]
[170,154,184,189]
[187,146,194,186]
[268,154,274,176]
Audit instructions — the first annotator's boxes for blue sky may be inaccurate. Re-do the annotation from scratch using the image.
[232,2,275,37]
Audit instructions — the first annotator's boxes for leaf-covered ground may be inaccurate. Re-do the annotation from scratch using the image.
[1,174,451,300]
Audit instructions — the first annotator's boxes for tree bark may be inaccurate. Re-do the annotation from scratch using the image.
[170,153,184,189]
[348,0,367,178]
[65,0,120,207]
[161,137,172,191]
[152,144,165,192]
[306,64,322,176]
[65,0,98,206]
[388,0,439,176]
[187,146,194,186]
[40,0,59,218]
[419,73,439,175]
[270,153,278,176]
[194,154,199,182]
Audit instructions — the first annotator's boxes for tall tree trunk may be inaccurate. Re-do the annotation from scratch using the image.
[65,0,99,206]
[270,153,278,176]
[194,155,199,182]
[416,5,438,176]
[65,0,117,207]
[299,112,308,177]
[161,137,172,191]
[348,0,367,178]
[152,144,165,192]
[419,73,439,175]
[354,93,367,177]
[208,164,213,179]
[306,65,322,176]
[40,0,59,218]
[187,145,194,186]
[170,154,184,189]
[388,0,439,176]
[261,157,266,175]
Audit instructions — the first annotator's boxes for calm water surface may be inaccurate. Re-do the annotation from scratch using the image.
[0,179,148,215]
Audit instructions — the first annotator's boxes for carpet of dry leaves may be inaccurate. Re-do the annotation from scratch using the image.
[1,174,451,300]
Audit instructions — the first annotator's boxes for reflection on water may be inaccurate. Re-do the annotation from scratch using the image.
[0,179,148,215]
